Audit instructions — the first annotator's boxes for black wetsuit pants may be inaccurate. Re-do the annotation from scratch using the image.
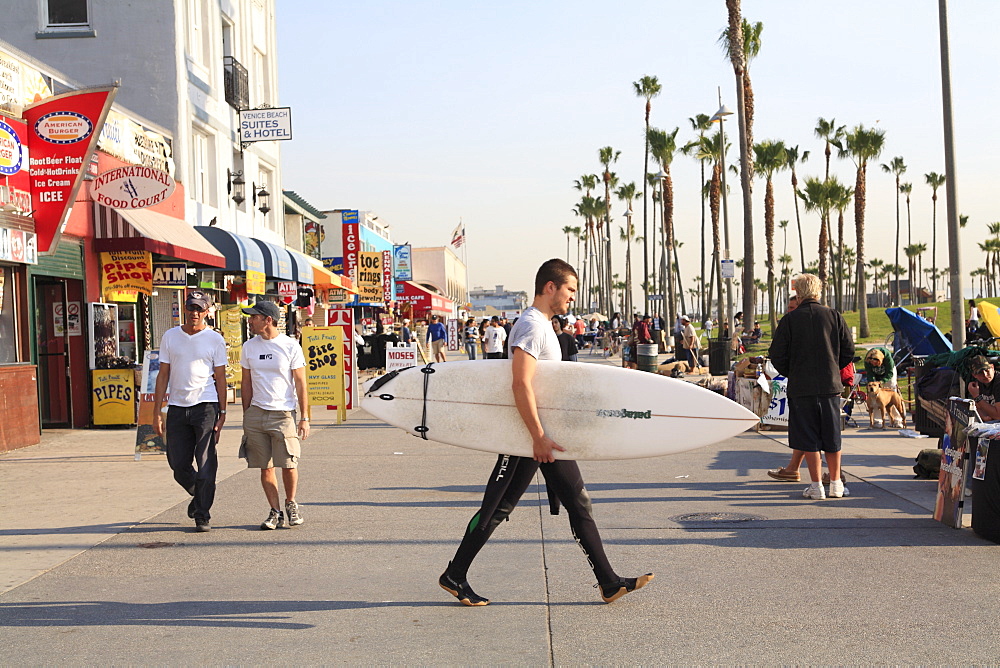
[447,454,618,585]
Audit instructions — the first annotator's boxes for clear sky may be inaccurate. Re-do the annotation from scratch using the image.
[276,1,999,307]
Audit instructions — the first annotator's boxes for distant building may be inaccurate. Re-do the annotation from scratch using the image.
[412,246,468,317]
[470,285,528,313]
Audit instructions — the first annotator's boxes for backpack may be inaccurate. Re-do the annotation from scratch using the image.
[913,448,942,479]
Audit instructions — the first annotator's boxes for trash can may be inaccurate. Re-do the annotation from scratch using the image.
[636,343,658,373]
[708,337,731,376]
[913,355,945,437]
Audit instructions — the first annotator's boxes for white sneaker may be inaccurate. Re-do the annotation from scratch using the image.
[802,483,826,500]
[828,480,850,498]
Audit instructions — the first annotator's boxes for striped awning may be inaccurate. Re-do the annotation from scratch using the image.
[93,205,225,267]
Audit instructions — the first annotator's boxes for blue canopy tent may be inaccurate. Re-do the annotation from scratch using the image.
[885,307,953,363]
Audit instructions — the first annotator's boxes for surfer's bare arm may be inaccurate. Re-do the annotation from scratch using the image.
[511,347,565,463]
[152,362,171,437]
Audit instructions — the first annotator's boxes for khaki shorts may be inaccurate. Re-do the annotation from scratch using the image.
[431,339,445,356]
[242,404,301,469]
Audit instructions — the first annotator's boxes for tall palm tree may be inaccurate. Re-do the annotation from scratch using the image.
[779,253,793,304]
[719,16,763,180]
[753,139,786,333]
[904,243,923,304]
[687,132,726,326]
[722,2,758,324]
[648,126,680,329]
[898,181,913,304]
[783,145,809,272]
[599,147,621,313]
[830,181,854,311]
[572,226,583,268]
[925,171,947,298]
[561,225,574,261]
[573,174,600,306]
[686,113,714,319]
[814,118,846,179]
[880,156,907,306]
[840,124,886,337]
[615,181,641,316]
[868,257,885,304]
[798,176,838,300]
[633,76,662,313]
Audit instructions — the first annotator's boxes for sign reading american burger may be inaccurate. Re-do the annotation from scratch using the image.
[91,165,175,209]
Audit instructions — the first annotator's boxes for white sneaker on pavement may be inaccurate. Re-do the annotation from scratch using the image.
[802,483,826,500]
[828,480,850,498]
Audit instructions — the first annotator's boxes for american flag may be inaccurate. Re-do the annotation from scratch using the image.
[450,223,465,248]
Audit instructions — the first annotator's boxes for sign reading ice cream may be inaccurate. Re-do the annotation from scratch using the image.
[92,165,175,209]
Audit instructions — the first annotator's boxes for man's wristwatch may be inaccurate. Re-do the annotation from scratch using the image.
[300,417,309,421]
[219,410,227,414]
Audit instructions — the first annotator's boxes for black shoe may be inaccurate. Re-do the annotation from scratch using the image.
[439,569,489,606]
[598,573,654,603]
[187,499,196,519]
[195,519,211,532]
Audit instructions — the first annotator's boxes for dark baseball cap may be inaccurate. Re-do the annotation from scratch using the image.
[185,289,212,311]
[969,355,993,374]
[242,301,281,321]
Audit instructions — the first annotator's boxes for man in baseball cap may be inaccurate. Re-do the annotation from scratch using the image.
[241,300,281,321]
[185,289,213,312]
[968,355,1000,421]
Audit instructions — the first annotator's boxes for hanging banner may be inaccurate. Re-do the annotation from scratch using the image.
[245,269,265,296]
[301,326,346,423]
[278,281,297,303]
[100,250,153,302]
[218,306,243,391]
[393,244,412,281]
[341,210,359,282]
[0,116,33,215]
[357,251,383,304]
[382,249,393,305]
[24,85,118,254]
[447,318,460,352]
[0,46,53,108]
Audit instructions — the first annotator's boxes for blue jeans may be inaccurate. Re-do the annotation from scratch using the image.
[166,402,220,521]
[464,342,477,360]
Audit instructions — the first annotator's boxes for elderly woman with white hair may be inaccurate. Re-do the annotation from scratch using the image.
[768,273,855,500]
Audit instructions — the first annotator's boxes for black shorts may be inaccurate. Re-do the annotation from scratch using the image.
[788,394,842,453]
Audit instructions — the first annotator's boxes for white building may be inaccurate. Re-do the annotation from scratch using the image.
[0,0,284,243]
[412,246,468,316]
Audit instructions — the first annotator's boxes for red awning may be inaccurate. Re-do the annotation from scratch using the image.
[93,205,225,267]
[396,281,454,316]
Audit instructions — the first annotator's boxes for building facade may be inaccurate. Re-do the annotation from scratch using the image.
[470,285,528,313]
[411,246,467,317]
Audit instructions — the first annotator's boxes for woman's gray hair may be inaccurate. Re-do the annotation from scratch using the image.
[793,273,822,300]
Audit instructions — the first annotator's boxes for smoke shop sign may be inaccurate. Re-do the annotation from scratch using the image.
[92,165,175,209]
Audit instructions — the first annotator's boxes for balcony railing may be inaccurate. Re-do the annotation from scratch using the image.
[223,56,249,111]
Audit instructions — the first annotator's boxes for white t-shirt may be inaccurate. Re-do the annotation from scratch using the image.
[508,307,560,361]
[683,322,699,349]
[159,326,227,407]
[484,325,507,354]
[240,334,305,411]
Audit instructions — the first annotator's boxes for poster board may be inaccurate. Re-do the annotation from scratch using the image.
[447,319,460,352]
[135,350,166,458]
[934,398,978,528]
[326,307,356,409]
[92,369,135,425]
[386,343,418,372]
[301,326,346,423]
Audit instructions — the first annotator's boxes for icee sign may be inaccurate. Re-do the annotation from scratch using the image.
[239,107,292,143]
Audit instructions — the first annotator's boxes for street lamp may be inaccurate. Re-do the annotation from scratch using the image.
[710,102,734,344]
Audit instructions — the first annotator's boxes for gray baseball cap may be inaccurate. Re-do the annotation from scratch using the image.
[241,301,281,321]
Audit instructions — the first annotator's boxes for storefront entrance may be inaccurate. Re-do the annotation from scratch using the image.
[33,277,87,427]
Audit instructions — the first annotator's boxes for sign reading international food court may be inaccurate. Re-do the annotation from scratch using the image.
[239,107,292,144]
[91,165,176,209]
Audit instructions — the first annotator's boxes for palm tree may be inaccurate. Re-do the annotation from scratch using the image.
[814,117,846,179]
[648,126,680,329]
[672,238,688,317]
[573,174,600,307]
[898,181,913,304]
[880,156,906,306]
[783,145,809,272]
[840,124,886,338]
[868,257,885,304]
[572,226,583,268]
[904,243,923,304]
[779,253,793,304]
[615,181,641,316]
[599,147,621,314]
[721,2,758,324]
[753,139,786,332]
[633,76,662,312]
[687,132,726,326]
[925,171,947,298]
[686,113,714,319]
[798,176,838,300]
[830,181,854,311]
[561,225,574,261]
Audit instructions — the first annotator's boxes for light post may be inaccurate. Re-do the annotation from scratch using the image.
[711,102,734,345]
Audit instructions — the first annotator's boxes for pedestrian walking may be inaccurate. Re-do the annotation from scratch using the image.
[484,316,507,359]
[680,315,701,370]
[239,301,311,530]
[426,315,448,363]
[439,258,653,606]
[152,289,228,532]
[769,274,855,500]
[463,318,479,360]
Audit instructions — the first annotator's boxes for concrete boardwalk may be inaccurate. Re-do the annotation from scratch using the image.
[2,352,999,664]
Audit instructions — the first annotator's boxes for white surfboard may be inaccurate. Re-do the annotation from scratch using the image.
[361,360,759,460]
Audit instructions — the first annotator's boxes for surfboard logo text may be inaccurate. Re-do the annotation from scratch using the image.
[596,408,652,420]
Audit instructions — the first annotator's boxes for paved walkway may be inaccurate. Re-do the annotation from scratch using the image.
[2,349,997,664]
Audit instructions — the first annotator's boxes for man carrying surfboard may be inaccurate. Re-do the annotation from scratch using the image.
[439,258,654,606]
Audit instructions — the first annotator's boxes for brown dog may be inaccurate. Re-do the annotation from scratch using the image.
[866,381,911,429]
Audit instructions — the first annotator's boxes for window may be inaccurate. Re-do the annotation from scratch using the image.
[0,266,21,364]
[190,130,216,206]
[46,0,88,26]
[187,0,210,69]
[253,48,270,107]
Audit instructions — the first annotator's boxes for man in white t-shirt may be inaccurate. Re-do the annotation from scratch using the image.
[439,259,653,607]
[153,289,228,532]
[483,316,507,359]
[240,301,310,530]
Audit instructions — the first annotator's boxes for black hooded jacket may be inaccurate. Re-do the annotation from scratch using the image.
[769,298,855,398]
